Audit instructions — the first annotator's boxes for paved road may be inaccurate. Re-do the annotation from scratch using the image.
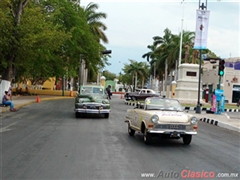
[1,97,239,180]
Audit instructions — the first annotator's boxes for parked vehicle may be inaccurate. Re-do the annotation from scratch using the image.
[124,88,160,101]
[125,97,198,145]
[74,85,110,118]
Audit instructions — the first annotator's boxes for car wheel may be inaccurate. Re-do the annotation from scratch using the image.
[104,113,109,118]
[75,112,80,118]
[128,123,135,136]
[183,135,192,145]
[143,127,151,144]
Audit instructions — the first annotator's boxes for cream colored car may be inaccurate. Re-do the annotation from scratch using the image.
[125,97,198,145]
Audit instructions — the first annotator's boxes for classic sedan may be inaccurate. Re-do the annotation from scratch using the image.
[124,89,160,101]
[125,97,198,145]
[74,85,110,118]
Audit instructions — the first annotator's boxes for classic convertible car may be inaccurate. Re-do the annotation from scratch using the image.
[125,97,198,145]
[124,88,160,101]
[74,85,110,118]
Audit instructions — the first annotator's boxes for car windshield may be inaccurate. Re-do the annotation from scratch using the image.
[81,87,104,95]
[145,98,183,111]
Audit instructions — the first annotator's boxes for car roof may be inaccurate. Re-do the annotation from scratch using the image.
[81,84,104,88]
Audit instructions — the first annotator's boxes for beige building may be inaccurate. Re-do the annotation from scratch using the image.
[202,57,240,104]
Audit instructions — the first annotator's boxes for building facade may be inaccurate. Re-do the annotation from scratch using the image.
[202,57,240,104]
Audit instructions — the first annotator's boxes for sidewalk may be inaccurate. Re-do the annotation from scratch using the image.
[0,95,73,113]
[194,112,240,133]
[124,100,240,133]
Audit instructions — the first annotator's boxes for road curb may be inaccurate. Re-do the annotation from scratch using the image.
[199,117,240,133]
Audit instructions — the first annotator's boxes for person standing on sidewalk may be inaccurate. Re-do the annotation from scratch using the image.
[2,91,16,112]
[106,85,112,100]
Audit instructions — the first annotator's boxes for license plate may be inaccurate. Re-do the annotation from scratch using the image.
[155,124,186,130]
[170,131,180,138]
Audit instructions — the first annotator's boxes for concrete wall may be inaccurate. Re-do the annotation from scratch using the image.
[0,80,11,102]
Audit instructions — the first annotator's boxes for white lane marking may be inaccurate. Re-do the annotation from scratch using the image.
[224,113,230,119]
[0,122,18,133]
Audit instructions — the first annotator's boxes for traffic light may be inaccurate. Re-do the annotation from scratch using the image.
[102,50,112,55]
[218,59,225,76]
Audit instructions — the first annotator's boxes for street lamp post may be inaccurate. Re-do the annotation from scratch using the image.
[195,0,207,114]
[178,0,185,67]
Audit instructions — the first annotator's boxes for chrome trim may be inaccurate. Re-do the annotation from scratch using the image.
[75,108,110,113]
[148,129,197,135]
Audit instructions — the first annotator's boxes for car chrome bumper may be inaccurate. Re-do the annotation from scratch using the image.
[75,108,110,114]
[148,129,197,135]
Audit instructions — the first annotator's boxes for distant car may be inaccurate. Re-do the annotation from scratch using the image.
[124,89,160,101]
[74,85,110,118]
[125,97,198,145]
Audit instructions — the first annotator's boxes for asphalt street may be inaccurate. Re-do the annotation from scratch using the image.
[1,97,239,180]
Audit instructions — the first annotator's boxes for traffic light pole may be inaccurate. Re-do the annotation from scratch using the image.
[218,76,221,89]
[195,0,207,114]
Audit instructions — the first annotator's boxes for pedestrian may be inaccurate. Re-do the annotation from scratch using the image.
[68,81,71,90]
[106,85,112,100]
[8,85,12,100]
[2,91,16,112]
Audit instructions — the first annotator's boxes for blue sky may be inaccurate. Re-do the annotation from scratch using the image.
[81,0,240,75]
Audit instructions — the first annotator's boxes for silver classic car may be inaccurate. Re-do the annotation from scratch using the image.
[125,97,198,145]
[74,85,110,118]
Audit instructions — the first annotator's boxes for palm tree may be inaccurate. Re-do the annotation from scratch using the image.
[177,30,195,64]
[139,62,150,88]
[152,28,175,92]
[81,2,109,83]
[82,2,108,43]
[142,44,158,79]
[142,44,160,90]
[126,60,146,91]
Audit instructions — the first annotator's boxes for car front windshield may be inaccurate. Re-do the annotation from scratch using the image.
[81,87,104,95]
[145,98,183,111]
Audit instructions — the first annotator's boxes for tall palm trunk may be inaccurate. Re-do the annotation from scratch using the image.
[135,73,138,90]
[142,78,144,88]
[164,59,168,96]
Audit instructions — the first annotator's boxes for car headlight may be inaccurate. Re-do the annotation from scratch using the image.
[102,100,109,104]
[151,115,159,123]
[190,117,198,125]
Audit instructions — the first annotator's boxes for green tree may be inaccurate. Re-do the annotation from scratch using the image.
[82,2,108,43]
[102,70,116,81]
[152,28,175,84]
[81,2,110,82]
[125,59,146,91]
[142,44,158,80]
[0,0,31,81]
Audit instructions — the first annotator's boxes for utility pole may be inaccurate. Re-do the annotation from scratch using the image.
[195,0,208,114]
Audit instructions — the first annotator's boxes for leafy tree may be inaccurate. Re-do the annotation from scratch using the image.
[0,0,111,85]
[0,0,31,81]
[102,70,116,81]
[16,1,71,85]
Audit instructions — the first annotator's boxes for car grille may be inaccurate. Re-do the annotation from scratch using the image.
[154,124,186,130]
[87,105,99,109]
